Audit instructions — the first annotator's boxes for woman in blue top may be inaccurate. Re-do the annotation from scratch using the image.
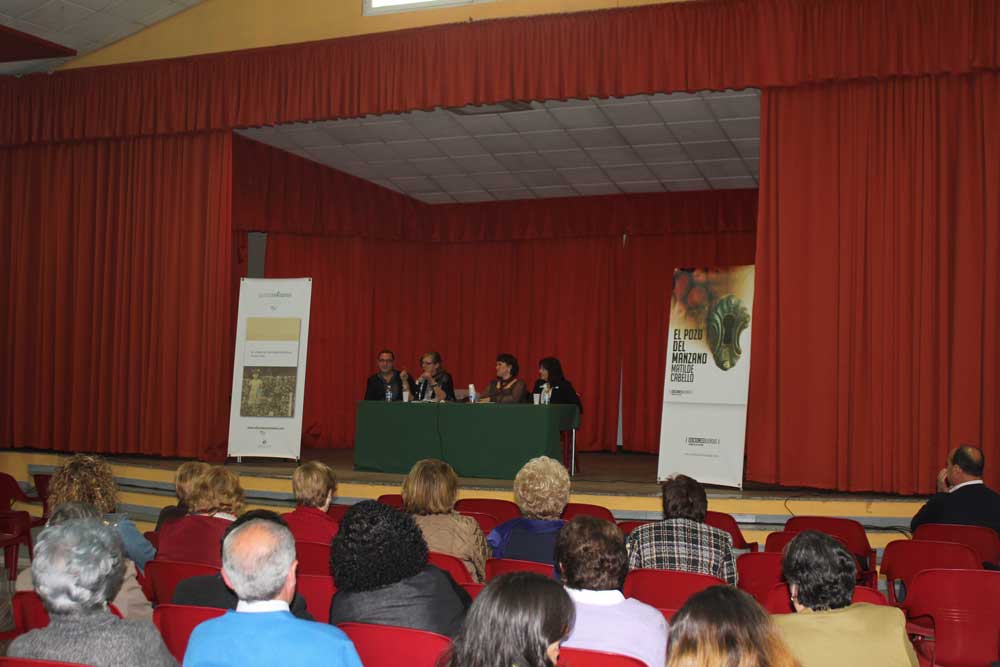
[487,456,570,565]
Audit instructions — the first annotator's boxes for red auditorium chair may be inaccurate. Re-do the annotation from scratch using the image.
[12,591,123,635]
[144,560,220,606]
[461,582,485,599]
[0,659,92,666]
[376,494,404,508]
[143,531,159,550]
[297,573,337,624]
[295,540,332,576]
[879,539,982,604]
[428,551,473,584]
[760,582,887,614]
[455,498,521,523]
[0,511,37,576]
[904,569,1000,667]
[562,503,615,522]
[458,511,499,535]
[153,604,226,662]
[31,473,52,519]
[735,552,784,602]
[327,503,353,522]
[622,569,724,619]
[485,558,552,580]
[558,647,647,666]
[783,516,877,586]
[0,473,46,529]
[616,520,651,536]
[338,622,451,667]
[913,523,1000,565]
[706,511,758,552]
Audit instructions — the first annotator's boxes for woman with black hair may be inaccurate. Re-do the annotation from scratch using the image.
[479,353,527,403]
[328,500,469,637]
[532,357,582,412]
[441,571,574,667]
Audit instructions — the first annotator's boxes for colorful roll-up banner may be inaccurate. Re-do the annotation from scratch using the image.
[657,265,755,487]
[228,278,312,460]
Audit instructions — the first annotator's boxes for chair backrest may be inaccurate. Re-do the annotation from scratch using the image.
[338,622,451,667]
[616,520,651,536]
[327,503,353,522]
[0,511,32,539]
[461,582,485,600]
[145,559,221,606]
[880,539,982,603]
[31,474,52,516]
[455,498,522,524]
[706,511,758,551]
[913,523,1000,564]
[458,511,499,535]
[765,530,850,555]
[12,591,124,633]
[0,658,93,666]
[622,569,725,614]
[904,569,1000,666]
[428,552,473,584]
[376,494,404,508]
[152,604,226,662]
[0,473,29,509]
[558,646,648,667]
[295,540,332,576]
[296,573,337,624]
[735,552,785,601]
[486,558,553,581]
[761,582,888,614]
[562,503,615,523]
[784,516,874,573]
[143,530,159,550]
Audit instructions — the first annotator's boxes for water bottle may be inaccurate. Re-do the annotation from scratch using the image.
[385,386,392,403]
[468,384,477,403]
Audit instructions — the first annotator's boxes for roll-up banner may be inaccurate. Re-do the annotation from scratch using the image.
[228,278,312,460]
[657,266,754,487]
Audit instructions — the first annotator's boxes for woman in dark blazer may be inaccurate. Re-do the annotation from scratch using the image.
[532,357,582,412]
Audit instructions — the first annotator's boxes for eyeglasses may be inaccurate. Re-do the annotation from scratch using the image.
[421,360,437,366]
[377,358,394,363]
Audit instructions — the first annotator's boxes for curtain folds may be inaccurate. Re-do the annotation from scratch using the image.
[0,132,233,457]
[748,72,1000,494]
[3,0,998,146]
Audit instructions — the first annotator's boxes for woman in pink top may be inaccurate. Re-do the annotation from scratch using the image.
[282,461,340,544]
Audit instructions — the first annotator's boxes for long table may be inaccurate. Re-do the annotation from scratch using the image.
[354,402,581,479]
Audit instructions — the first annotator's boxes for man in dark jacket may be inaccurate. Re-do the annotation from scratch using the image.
[911,445,1000,538]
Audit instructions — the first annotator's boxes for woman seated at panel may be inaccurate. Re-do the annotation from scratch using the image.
[773,531,918,667]
[282,461,340,544]
[533,357,582,412]
[479,353,527,404]
[487,456,570,565]
[415,351,457,402]
[8,519,176,667]
[329,500,470,637]
[157,466,245,567]
[403,459,491,583]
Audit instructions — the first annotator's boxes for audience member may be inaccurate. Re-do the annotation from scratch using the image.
[556,516,667,667]
[441,571,575,667]
[172,509,314,619]
[403,458,490,582]
[532,357,583,412]
[16,502,152,621]
[157,466,245,567]
[155,461,211,530]
[7,520,176,667]
[329,500,470,636]
[488,456,570,564]
[667,585,797,667]
[47,453,156,572]
[774,531,917,667]
[184,519,361,667]
[911,445,1000,537]
[363,348,415,401]
[479,353,528,403]
[282,461,340,544]
[627,475,737,584]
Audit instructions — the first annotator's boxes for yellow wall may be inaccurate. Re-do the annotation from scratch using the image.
[63,0,684,70]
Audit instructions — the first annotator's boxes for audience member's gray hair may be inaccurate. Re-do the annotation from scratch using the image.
[32,519,125,614]
[222,518,296,602]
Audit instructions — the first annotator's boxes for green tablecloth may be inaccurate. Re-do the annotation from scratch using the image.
[354,402,581,479]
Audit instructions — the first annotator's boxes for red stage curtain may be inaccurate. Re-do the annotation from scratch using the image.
[0,132,233,457]
[749,73,1000,493]
[3,0,998,146]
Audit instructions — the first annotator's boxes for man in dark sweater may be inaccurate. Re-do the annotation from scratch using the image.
[911,445,1000,538]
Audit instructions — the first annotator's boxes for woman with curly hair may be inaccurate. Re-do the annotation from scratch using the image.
[440,571,574,667]
[156,466,245,567]
[47,454,156,572]
[487,456,570,564]
[328,500,470,637]
[403,459,490,582]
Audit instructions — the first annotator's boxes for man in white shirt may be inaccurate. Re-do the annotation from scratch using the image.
[911,445,1000,540]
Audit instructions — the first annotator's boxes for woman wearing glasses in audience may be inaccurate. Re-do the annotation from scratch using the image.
[532,357,582,412]
[479,353,527,404]
[415,351,456,402]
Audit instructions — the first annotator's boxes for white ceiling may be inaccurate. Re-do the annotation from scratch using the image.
[0,0,204,76]
[236,90,760,204]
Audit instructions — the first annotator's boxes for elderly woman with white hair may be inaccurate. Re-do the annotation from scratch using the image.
[7,519,176,667]
[487,456,571,565]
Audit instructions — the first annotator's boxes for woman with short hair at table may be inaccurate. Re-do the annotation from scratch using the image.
[479,353,527,403]
[416,351,456,402]
[532,357,582,412]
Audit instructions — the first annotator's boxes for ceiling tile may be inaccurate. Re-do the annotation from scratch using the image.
[650,98,713,123]
[493,152,549,171]
[573,182,620,196]
[605,164,655,182]
[490,188,534,201]
[517,170,565,188]
[452,113,512,135]
[664,178,710,191]
[307,145,359,163]
[386,139,442,159]
[501,110,561,133]
[600,102,662,126]
[390,176,438,193]
[596,94,647,106]
[695,159,750,178]
[586,146,640,166]
[720,117,760,140]
[521,130,577,151]
[68,9,134,43]
[411,157,464,176]
[682,141,738,160]
[549,106,612,129]
[452,190,495,203]
[649,162,703,180]
[532,186,577,199]
[349,142,399,162]
[453,154,506,172]
[326,124,379,144]
[413,192,455,204]
[669,121,726,142]
[543,98,591,108]
[405,110,468,139]
[364,121,419,142]
[472,172,522,190]
[106,0,167,22]
[558,167,610,186]
[281,127,337,148]
[337,162,381,179]
[370,179,401,192]
[569,127,627,149]
[136,3,185,25]
[734,139,760,158]
[23,1,93,31]
[618,124,676,146]
[709,176,759,190]
[703,93,760,119]
[432,136,486,157]
[2,1,50,17]
[370,160,422,177]
[618,181,665,193]
[433,174,482,193]
[540,148,593,169]
[476,133,532,154]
